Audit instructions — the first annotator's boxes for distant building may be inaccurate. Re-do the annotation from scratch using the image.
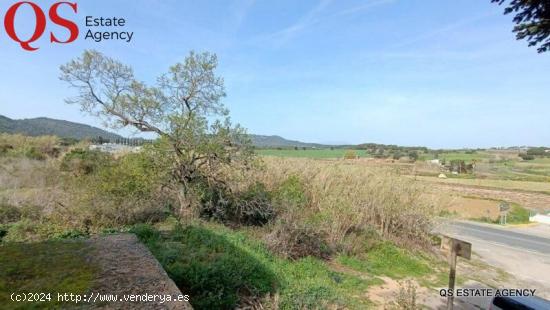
[89,143,142,154]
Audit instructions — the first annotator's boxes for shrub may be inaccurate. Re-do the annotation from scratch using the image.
[233,183,275,226]
[136,225,278,309]
[386,280,419,310]
[0,203,21,224]
[196,184,233,222]
[2,220,68,242]
[273,175,307,208]
[519,153,535,161]
[60,149,112,176]
[337,226,381,256]
[60,151,172,228]
[344,150,358,159]
[265,218,331,260]
[408,151,419,161]
[507,204,530,224]
[24,147,46,160]
[130,224,162,243]
[0,134,60,159]
[0,144,13,155]
[250,158,438,250]
[0,226,7,242]
[198,183,275,227]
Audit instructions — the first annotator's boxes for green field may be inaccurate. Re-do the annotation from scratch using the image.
[0,241,96,309]
[257,149,369,159]
[258,149,492,161]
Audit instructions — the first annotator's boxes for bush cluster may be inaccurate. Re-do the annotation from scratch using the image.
[197,182,275,227]
[0,134,60,160]
[60,149,112,176]
[133,224,277,309]
[265,218,331,260]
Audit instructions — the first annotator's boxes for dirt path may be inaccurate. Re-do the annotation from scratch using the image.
[87,234,192,309]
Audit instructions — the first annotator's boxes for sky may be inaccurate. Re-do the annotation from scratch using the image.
[0,0,549,148]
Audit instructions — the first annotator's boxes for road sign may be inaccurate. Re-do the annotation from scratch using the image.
[441,236,472,310]
[499,202,510,225]
[499,202,511,212]
[441,236,472,260]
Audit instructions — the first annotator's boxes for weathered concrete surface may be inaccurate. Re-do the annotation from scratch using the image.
[87,234,192,309]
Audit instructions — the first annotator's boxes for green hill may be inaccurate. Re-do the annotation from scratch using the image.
[0,115,331,147]
[250,135,328,148]
[0,115,123,141]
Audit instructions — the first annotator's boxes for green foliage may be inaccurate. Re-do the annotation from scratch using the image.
[136,222,378,309]
[257,148,369,159]
[1,220,73,242]
[338,242,430,279]
[61,50,255,218]
[507,204,530,224]
[95,152,161,199]
[0,114,122,141]
[408,151,419,161]
[234,183,275,226]
[519,153,536,161]
[265,219,331,260]
[493,0,550,53]
[0,134,60,159]
[60,149,112,176]
[392,152,403,160]
[0,203,21,224]
[0,241,96,309]
[130,223,162,242]
[274,175,307,207]
[0,227,7,243]
[24,147,46,160]
[344,150,358,159]
[526,147,550,157]
[135,224,277,309]
[338,226,381,256]
[68,150,171,227]
[198,182,275,226]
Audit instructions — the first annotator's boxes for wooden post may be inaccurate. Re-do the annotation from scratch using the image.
[441,236,471,310]
[447,244,457,310]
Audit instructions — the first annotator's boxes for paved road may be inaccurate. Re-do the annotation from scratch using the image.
[438,221,550,308]
[442,221,550,255]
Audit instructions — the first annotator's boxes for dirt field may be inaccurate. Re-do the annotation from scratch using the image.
[416,176,550,194]
[446,196,500,220]
[435,183,550,213]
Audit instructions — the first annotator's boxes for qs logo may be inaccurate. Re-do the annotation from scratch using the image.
[2,1,78,51]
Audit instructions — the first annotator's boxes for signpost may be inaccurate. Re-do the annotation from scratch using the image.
[441,236,472,310]
[499,202,510,225]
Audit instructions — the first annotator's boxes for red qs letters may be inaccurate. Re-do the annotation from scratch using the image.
[3,1,79,51]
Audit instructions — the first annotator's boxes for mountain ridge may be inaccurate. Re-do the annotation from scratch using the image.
[0,115,123,141]
[0,115,324,148]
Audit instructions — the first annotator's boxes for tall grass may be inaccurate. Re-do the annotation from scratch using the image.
[242,158,440,249]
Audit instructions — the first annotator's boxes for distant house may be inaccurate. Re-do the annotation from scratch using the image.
[89,143,141,154]
[427,159,441,165]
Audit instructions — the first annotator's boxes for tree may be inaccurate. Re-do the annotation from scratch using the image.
[408,151,419,162]
[493,0,550,53]
[60,50,254,217]
[344,150,358,159]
